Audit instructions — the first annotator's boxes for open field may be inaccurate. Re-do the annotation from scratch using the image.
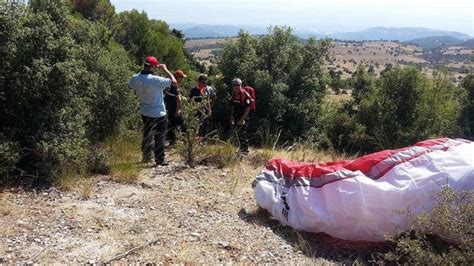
[186,38,473,81]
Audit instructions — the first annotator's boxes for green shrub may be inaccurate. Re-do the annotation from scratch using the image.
[462,74,474,139]
[382,187,473,264]
[175,99,204,167]
[322,66,467,152]
[320,99,366,152]
[86,143,110,175]
[217,27,331,142]
[0,135,19,178]
[0,1,135,180]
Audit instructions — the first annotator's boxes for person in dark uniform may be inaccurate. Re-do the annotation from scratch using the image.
[230,78,252,155]
[164,70,187,146]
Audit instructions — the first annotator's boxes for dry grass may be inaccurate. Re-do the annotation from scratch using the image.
[104,133,143,183]
[200,142,241,169]
[55,170,78,192]
[0,195,13,216]
[78,178,95,200]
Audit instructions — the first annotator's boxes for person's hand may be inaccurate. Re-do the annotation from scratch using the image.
[238,119,245,126]
[158,63,167,70]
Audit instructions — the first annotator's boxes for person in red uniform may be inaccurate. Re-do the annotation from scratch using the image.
[230,78,252,155]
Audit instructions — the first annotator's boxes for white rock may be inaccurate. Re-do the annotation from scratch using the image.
[218,241,230,248]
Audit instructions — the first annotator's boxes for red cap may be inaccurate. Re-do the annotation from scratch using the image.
[144,56,159,67]
[174,70,186,78]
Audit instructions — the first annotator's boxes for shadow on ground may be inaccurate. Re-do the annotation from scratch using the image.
[238,207,394,264]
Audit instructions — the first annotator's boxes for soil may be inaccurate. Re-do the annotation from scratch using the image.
[0,161,340,264]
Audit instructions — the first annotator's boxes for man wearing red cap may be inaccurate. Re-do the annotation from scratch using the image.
[164,70,187,146]
[128,56,177,166]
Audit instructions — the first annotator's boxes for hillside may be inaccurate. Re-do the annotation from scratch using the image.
[331,27,470,42]
[173,24,471,42]
[462,39,474,48]
[405,36,465,49]
[186,38,473,82]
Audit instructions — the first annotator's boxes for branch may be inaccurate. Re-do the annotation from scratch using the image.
[104,239,160,263]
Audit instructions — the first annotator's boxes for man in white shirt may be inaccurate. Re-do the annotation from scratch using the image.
[128,56,177,166]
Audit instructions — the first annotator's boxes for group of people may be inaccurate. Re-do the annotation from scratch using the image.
[128,56,254,166]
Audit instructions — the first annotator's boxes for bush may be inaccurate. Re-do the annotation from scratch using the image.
[217,27,331,143]
[320,99,366,152]
[0,1,135,180]
[86,144,110,175]
[462,74,474,139]
[0,135,19,178]
[322,66,467,152]
[382,187,474,264]
[175,99,204,167]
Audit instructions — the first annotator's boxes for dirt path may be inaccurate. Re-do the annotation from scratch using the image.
[1,162,334,264]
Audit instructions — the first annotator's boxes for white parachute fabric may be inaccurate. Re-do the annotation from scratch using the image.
[252,138,474,241]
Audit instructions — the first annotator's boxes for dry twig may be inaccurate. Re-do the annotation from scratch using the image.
[104,239,160,263]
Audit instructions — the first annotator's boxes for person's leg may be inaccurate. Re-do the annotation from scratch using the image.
[177,116,186,133]
[141,115,154,162]
[154,116,168,164]
[167,113,177,146]
[238,120,250,153]
[202,117,212,137]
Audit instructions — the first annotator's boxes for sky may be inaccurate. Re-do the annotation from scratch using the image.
[111,0,474,36]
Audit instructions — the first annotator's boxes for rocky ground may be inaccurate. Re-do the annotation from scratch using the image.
[0,160,339,264]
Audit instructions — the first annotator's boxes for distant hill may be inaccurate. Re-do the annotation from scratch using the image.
[331,27,470,42]
[405,36,465,49]
[171,23,325,39]
[461,39,474,48]
[172,24,268,38]
[172,24,471,42]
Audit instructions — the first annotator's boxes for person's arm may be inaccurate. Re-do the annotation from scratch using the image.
[239,106,251,126]
[158,64,177,84]
[176,89,182,117]
[188,88,195,104]
[230,107,235,126]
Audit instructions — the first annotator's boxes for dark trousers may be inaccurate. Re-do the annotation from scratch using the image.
[141,115,167,163]
[167,113,186,145]
[198,116,213,137]
[235,119,250,153]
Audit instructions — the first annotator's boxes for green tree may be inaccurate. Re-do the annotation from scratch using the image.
[67,0,116,22]
[0,0,134,179]
[218,27,331,141]
[114,10,185,70]
[414,72,465,139]
[357,67,427,149]
[462,74,474,138]
[351,64,376,105]
[356,67,465,150]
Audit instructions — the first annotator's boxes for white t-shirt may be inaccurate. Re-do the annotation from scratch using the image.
[128,72,172,118]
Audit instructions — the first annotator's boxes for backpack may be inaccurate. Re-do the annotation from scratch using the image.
[243,85,256,111]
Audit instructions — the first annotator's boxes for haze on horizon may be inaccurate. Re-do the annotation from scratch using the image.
[111,0,474,36]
